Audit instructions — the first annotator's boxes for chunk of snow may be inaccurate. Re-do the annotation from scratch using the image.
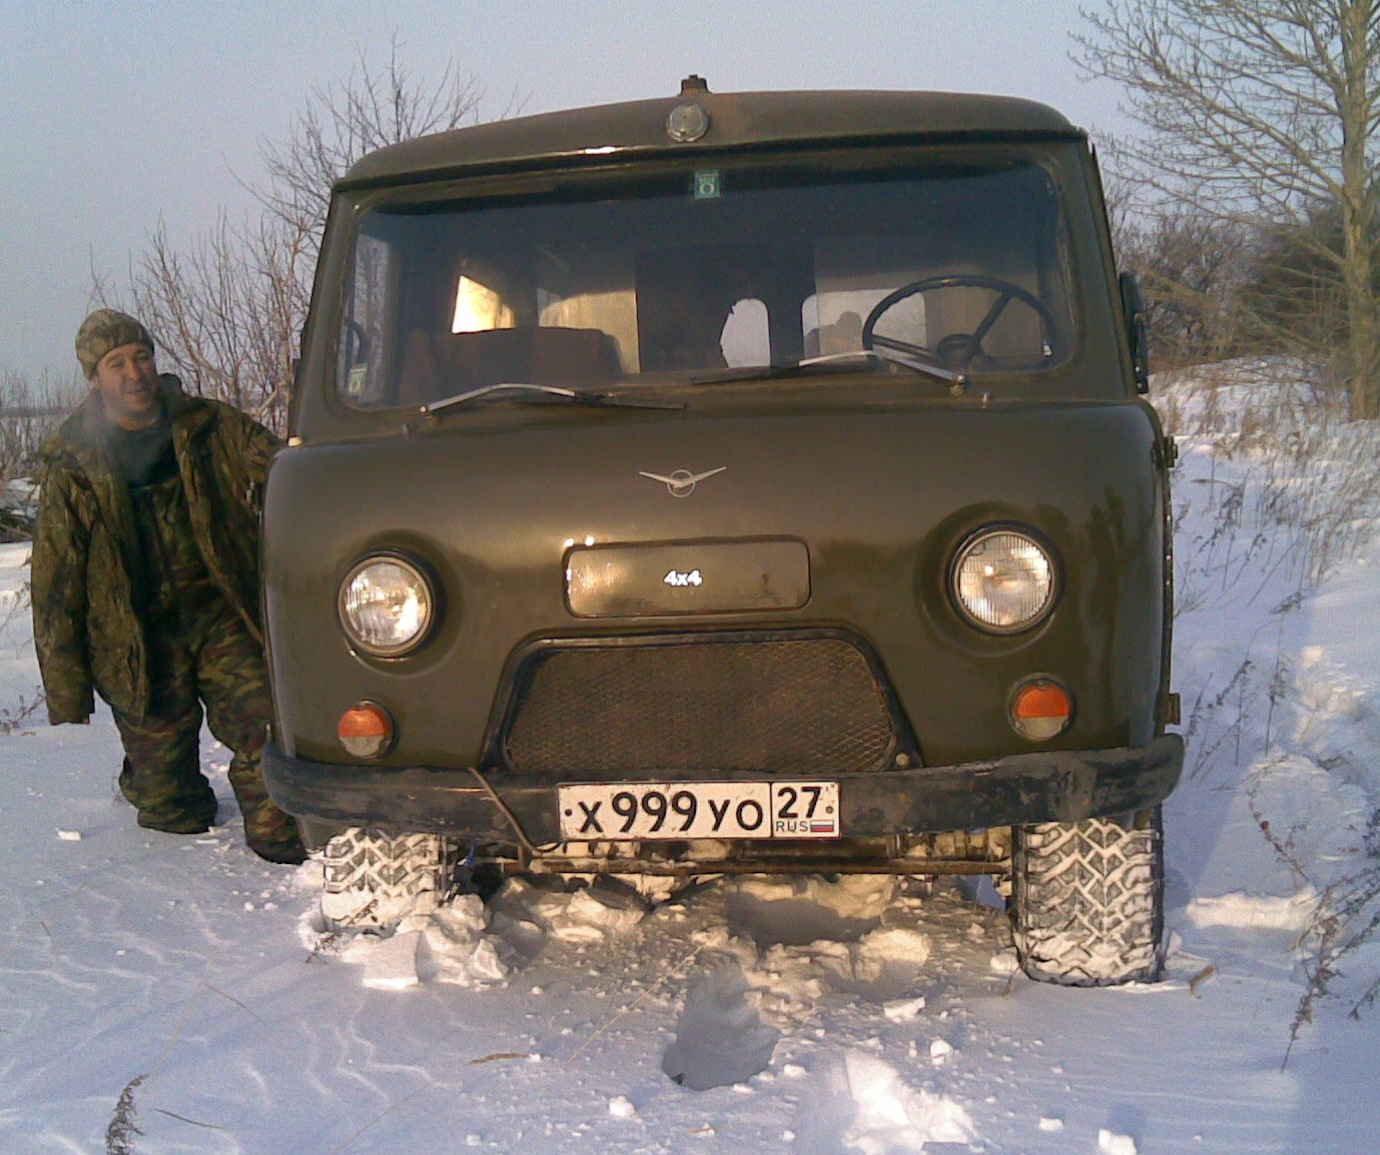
[355,929,422,990]
[881,995,926,1022]
[797,1051,977,1150]
[989,950,1020,975]
[1185,890,1318,932]
[1099,1128,1138,1155]
[929,1037,954,1066]
[332,896,509,991]
[418,898,509,986]
[504,881,646,943]
[854,925,931,972]
[56,830,82,841]
[1039,1116,1065,1132]
[426,930,508,987]
[730,872,899,919]
[607,1095,637,1118]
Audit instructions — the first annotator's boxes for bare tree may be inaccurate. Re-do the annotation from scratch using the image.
[0,367,82,537]
[1078,1,1380,417]
[1117,203,1255,365]
[124,40,483,431]
[131,213,295,425]
[1244,198,1362,356]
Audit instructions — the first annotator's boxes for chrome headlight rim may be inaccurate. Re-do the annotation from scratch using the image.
[948,525,1059,636]
[337,553,436,658]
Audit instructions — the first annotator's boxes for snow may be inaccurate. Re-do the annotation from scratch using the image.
[1099,1130,1139,1155]
[3,364,1380,1153]
[1184,890,1319,933]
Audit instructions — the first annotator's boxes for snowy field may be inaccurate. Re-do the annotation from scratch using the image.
[2,366,1379,1154]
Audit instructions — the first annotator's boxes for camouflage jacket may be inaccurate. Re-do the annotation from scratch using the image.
[31,377,280,724]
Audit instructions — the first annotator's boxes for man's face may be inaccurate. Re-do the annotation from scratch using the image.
[91,342,159,430]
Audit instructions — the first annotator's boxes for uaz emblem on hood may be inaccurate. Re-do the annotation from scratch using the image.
[638,466,727,498]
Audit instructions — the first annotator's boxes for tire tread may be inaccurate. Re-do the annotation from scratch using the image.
[1013,812,1164,986]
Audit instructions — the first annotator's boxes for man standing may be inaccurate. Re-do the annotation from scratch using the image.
[31,309,304,864]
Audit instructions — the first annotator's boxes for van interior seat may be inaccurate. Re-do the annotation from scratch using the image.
[397,326,623,405]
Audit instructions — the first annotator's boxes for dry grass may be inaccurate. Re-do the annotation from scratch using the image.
[1161,361,1380,597]
[1164,360,1380,1058]
[105,1074,146,1155]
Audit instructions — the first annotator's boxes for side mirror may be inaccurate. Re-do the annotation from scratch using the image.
[1119,272,1150,394]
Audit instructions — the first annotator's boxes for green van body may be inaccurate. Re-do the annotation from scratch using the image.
[262,81,1181,980]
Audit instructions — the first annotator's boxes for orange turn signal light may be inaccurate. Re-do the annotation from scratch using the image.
[337,701,394,758]
[1010,678,1073,742]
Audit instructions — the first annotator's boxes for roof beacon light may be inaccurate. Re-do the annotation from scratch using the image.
[667,77,710,143]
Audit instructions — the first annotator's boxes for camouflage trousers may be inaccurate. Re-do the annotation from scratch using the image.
[113,601,301,859]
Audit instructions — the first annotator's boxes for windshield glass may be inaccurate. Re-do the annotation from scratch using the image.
[336,152,1077,409]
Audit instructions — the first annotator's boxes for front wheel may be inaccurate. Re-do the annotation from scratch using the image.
[1012,809,1164,986]
[319,827,459,930]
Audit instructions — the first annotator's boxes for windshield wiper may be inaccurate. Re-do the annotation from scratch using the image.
[803,349,970,390]
[690,349,969,392]
[419,382,683,417]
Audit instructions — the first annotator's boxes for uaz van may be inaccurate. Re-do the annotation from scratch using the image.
[263,78,1182,985]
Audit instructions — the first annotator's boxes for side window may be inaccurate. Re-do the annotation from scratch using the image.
[537,246,639,371]
[804,292,879,358]
[811,240,929,357]
[340,234,394,405]
[452,274,515,333]
[720,298,770,367]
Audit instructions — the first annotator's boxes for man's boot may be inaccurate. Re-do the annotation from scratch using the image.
[119,757,218,834]
[228,759,306,864]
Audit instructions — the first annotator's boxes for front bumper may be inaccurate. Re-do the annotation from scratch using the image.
[264,733,1184,845]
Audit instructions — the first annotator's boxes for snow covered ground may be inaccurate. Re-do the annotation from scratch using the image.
[2,366,1379,1154]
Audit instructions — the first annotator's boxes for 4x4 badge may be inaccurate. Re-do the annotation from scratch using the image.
[638,466,727,498]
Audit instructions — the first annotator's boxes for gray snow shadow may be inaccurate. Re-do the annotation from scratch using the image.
[661,962,780,1089]
[788,1054,859,1153]
[724,888,882,947]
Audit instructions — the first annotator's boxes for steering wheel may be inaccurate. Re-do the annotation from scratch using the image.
[861,275,1059,372]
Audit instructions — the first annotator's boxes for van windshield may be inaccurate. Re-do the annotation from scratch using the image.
[336,152,1077,408]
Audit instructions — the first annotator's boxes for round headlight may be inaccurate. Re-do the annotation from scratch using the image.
[339,556,434,656]
[951,528,1056,634]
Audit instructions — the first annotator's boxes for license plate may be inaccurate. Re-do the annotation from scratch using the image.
[557,781,840,841]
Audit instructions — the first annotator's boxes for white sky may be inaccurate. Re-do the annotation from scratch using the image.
[0,0,1132,384]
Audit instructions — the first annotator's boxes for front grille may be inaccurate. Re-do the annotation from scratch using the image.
[501,634,899,775]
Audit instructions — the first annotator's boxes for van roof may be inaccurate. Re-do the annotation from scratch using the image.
[340,81,1082,189]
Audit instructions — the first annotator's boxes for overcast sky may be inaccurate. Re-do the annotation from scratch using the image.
[0,1,1132,385]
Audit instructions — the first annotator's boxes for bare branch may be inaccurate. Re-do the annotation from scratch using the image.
[120,35,486,432]
[1079,0,1380,416]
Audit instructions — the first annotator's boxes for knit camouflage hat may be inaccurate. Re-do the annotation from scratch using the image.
[75,309,155,378]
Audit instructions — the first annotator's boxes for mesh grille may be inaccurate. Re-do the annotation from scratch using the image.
[503,635,898,775]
